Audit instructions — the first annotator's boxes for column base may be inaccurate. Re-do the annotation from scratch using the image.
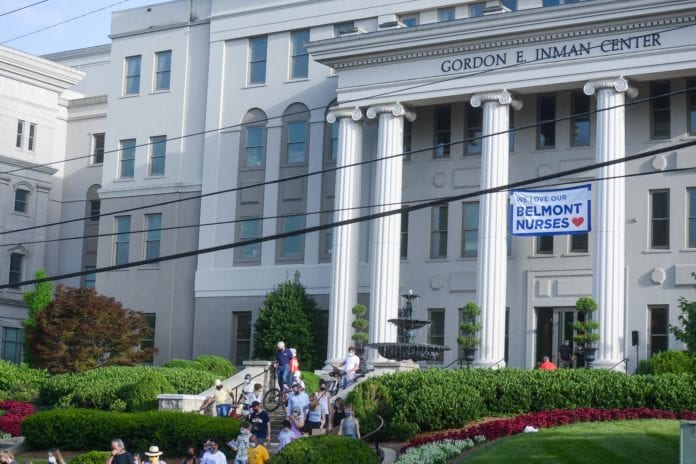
[471,359,506,369]
[586,359,627,372]
[368,360,420,374]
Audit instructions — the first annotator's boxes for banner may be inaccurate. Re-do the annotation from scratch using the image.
[510,185,591,236]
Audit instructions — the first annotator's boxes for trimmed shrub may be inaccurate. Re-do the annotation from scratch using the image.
[272,435,379,464]
[69,452,111,464]
[159,367,217,394]
[301,371,320,395]
[650,351,696,374]
[0,360,46,402]
[193,355,236,379]
[118,370,175,412]
[162,359,206,371]
[22,409,238,456]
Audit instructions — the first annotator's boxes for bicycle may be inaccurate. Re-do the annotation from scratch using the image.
[262,385,290,412]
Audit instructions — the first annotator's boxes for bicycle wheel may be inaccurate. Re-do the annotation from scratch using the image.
[263,388,281,412]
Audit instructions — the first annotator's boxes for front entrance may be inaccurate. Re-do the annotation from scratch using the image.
[535,307,575,366]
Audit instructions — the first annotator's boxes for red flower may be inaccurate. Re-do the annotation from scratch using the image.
[0,401,35,437]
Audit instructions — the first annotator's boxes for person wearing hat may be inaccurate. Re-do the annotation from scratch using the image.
[144,446,166,464]
[248,401,271,446]
[274,341,292,391]
[198,379,233,417]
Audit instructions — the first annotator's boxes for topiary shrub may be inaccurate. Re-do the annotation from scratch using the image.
[272,435,379,464]
[118,370,175,411]
[22,409,238,456]
[69,451,111,464]
[160,367,218,394]
[0,360,46,402]
[193,355,236,378]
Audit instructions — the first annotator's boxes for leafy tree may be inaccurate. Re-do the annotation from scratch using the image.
[573,296,599,346]
[351,304,369,353]
[252,272,322,370]
[457,301,482,350]
[670,273,696,355]
[27,286,156,373]
[22,268,53,367]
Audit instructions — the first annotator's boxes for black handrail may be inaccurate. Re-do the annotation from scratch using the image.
[228,367,270,406]
[361,414,384,462]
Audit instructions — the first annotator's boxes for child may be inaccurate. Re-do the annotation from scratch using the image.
[227,422,251,464]
[246,435,269,464]
[277,420,296,452]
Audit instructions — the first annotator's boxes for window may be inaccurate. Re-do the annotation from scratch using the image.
[286,121,307,164]
[141,313,156,363]
[688,78,696,136]
[145,213,162,260]
[84,265,96,288]
[16,120,24,148]
[649,306,668,356]
[544,0,584,5]
[328,121,338,162]
[8,253,23,288]
[290,30,310,79]
[570,233,588,253]
[89,200,101,221]
[334,21,355,36]
[234,312,252,366]
[650,190,669,249]
[427,309,445,363]
[689,188,696,248]
[502,0,518,9]
[14,189,29,213]
[115,216,131,265]
[401,210,409,260]
[240,218,261,259]
[438,7,455,22]
[119,139,136,179]
[400,15,418,27]
[403,119,412,162]
[536,236,553,254]
[149,135,166,176]
[92,133,105,164]
[321,212,334,259]
[434,106,451,158]
[650,81,671,139]
[571,91,590,146]
[249,36,267,85]
[537,94,556,148]
[470,2,485,16]
[27,123,36,152]
[1,327,22,364]
[461,202,479,257]
[281,215,304,258]
[245,126,265,168]
[431,204,448,258]
[466,106,483,155]
[154,50,171,91]
[124,55,141,95]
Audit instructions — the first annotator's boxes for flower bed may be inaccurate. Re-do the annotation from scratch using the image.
[404,407,696,452]
[0,400,35,437]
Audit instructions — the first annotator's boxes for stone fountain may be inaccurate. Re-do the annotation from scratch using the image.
[366,291,450,362]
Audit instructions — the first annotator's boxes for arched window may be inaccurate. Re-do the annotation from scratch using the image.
[85,184,101,221]
[282,103,310,165]
[12,182,33,214]
[240,109,267,169]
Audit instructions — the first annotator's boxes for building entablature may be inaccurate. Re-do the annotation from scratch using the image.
[0,45,84,93]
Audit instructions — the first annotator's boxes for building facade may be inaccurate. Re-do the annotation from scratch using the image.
[2,0,696,371]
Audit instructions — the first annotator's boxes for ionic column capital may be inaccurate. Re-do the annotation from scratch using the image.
[470,90,522,111]
[583,76,638,98]
[326,107,363,123]
[366,102,416,122]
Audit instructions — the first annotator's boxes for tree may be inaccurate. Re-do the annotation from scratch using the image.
[252,272,322,370]
[351,304,369,356]
[572,296,599,346]
[26,286,156,373]
[22,268,53,367]
[457,301,482,350]
[669,273,696,355]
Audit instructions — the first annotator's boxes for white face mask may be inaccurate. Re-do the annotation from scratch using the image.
[48,457,57,464]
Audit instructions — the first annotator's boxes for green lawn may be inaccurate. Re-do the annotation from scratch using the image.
[455,420,679,464]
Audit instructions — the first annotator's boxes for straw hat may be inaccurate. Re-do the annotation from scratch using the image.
[145,446,163,457]
[214,379,223,387]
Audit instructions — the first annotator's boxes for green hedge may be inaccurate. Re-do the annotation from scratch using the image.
[69,451,111,464]
[193,355,236,378]
[39,366,217,411]
[271,435,379,464]
[347,368,696,440]
[0,361,46,402]
[301,371,320,395]
[23,409,238,456]
[635,351,696,375]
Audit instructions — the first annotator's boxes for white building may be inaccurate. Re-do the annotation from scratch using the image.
[2,0,696,371]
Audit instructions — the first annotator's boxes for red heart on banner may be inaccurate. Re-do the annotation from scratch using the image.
[571,217,584,227]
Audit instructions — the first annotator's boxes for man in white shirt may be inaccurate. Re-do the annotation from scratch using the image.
[200,441,226,464]
[333,346,360,389]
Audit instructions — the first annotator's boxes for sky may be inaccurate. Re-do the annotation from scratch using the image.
[0,0,171,56]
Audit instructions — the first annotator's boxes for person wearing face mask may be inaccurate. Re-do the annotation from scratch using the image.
[286,382,309,420]
[106,439,132,464]
[249,401,271,446]
[277,420,296,452]
[0,450,18,464]
[180,446,199,464]
[288,406,304,438]
[241,374,254,419]
[332,346,360,389]
[316,380,331,432]
[228,422,251,464]
[201,441,225,464]
[199,379,233,417]
[246,435,269,464]
[338,408,361,439]
[48,449,66,464]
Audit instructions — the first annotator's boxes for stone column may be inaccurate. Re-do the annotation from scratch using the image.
[365,103,415,363]
[470,91,521,368]
[324,107,364,367]
[583,77,637,370]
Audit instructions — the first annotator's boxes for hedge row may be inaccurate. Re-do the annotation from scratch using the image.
[272,435,379,464]
[0,360,46,402]
[22,409,239,456]
[162,355,236,379]
[347,368,696,440]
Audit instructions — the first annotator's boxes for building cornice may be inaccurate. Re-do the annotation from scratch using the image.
[0,154,59,175]
[68,95,108,107]
[0,45,84,92]
[41,44,112,62]
[109,17,210,40]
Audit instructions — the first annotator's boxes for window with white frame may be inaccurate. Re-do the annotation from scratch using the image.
[334,21,354,36]
[16,120,24,148]
[115,216,131,265]
[13,188,29,214]
[145,213,162,260]
[434,106,451,158]
[286,121,308,164]
[461,202,479,257]
[470,2,485,16]
[245,126,265,168]
[648,305,668,356]
[154,50,171,91]
[240,217,261,259]
[8,253,23,288]
[688,188,696,248]
[688,78,696,136]
[650,189,669,249]
[650,81,671,139]
[290,30,310,79]
[427,308,445,363]
[281,215,304,258]
[466,106,483,155]
[84,265,96,288]
[92,133,105,164]
[27,123,36,152]
[570,233,589,253]
[431,204,448,258]
[438,7,455,22]
[124,55,141,95]
[327,120,338,162]
[149,135,166,176]
[571,91,591,146]
[119,139,136,179]
[248,36,268,85]
[400,14,418,27]
[535,235,553,255]
[544,0,589,5]
[1,327,22,364]
[537,94,556,149]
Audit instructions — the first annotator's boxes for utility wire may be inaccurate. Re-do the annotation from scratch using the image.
[0,0,49,18]
[3,137,695,289]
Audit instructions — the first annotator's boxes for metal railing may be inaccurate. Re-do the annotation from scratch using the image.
[361,414,385,462]
[609,358,630,374]
[443,357,507,369]
[229,367,269,407]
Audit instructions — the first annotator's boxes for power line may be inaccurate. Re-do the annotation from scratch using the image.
[0,0,49,18]
[3,137,695,289]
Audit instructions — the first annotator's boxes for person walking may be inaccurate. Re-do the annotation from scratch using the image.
[241,374,255,419]
[0,450,18,464]
[332,398,346,430]
[286,382,309,419]
[289,348,299,375]
[179,446,199,464]
[277,420,296,452]
[106,439,132,464]
[316,380,331,432]
[275,341,292,391]
[305,394,325,435]
[246,436,269,464]
[228,421,251,464]
[249,401,271,447]
[199,379,233,417]
[557,339,573,368]
[144,446,166,464]
[47,449,66,464]
[200,441,225,464]
[288,406,304,438]
[338,408,361,439]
